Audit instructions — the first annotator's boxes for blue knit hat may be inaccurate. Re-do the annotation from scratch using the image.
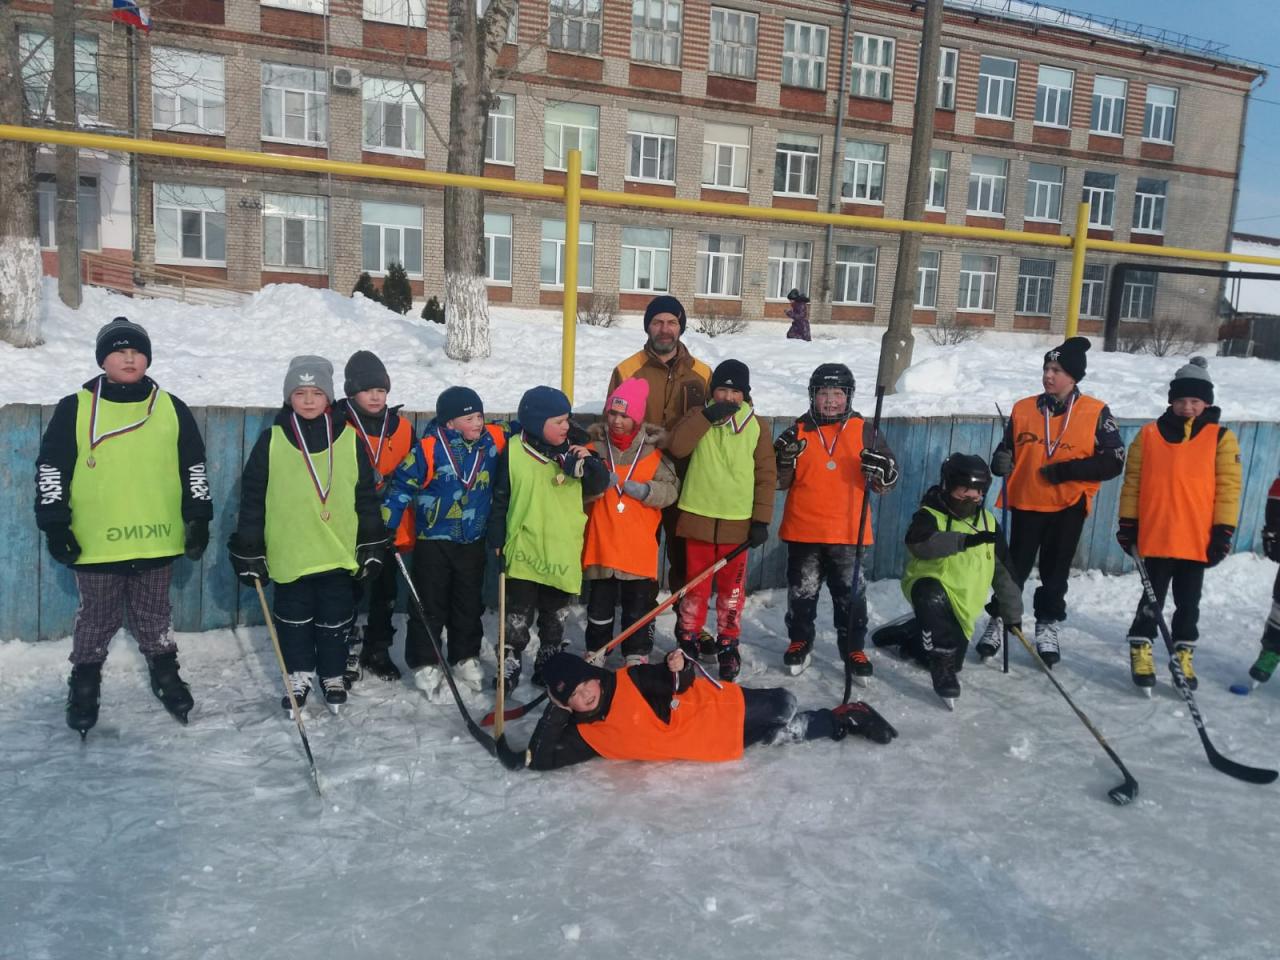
[517,385,571,442]
[436,385,483,424]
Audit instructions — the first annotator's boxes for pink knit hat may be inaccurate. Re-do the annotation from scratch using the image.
[606,378,649,421]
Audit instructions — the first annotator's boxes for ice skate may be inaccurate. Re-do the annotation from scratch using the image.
[320,676,347,715]
[66,663,102,739]
[360,646,401,682]
[1128,639,1155,697]
[697,629,718,661]
[975,616,1002,662]
[343,626,363,689]
[783,639,813,676]
[492,650,522,699]
[1034,621,1061,668]
[281,672,312,718]
[847,650,873,688]
[147,652,194,725]
[451,657,485,693]
[1249,649,1279,687]
[929,649,960,710]
[717,641,742,682]
[1172,643,1198,691]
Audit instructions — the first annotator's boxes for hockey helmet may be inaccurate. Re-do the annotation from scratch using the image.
[808,363,855,424]
[939,453,992,497]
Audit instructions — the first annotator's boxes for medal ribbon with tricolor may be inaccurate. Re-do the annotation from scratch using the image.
[436,426,483,495]
[85,376,158,468]
[1042,393,1077,460]
[604,434,646,513]
[290,411,334,520]
[350,407,389,481]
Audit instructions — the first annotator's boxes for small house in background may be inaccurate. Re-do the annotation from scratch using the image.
[1223,233,1280,360]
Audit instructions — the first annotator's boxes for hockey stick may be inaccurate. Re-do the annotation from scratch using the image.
[995,402,1010,675]
[1008,625,1138,805]
[1129,549,1277,785]
[843,384,886,705]
[252,577,322,797]
[494,572,507,740]
[481,540,752,727]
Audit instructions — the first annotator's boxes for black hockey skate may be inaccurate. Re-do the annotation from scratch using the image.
[783,639,813,676]
[343,625,363,689]
[717,641,742,682]
[929,649,960,710]
[66,662,102,739]
[321,676,347,715]
[148,652,194,725]
[697,629,718,661]
[360,646,402,682]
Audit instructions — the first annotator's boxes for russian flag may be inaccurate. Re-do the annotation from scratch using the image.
[111,0,152,32]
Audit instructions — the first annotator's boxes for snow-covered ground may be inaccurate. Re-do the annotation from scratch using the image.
[2,553,1278,960]
[5,279,1279,421]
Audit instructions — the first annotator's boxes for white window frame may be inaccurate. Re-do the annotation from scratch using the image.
[261,62,327,145]
[1080,263,1106,319]
[620,226,672,293]
[958,253,998,312]
[1090,76,1127,137]
[361,200,423,277]
[833,245,877,306]
[977,56,1017,119]
[701,122,749,191]
[926,150,949,211]
[544,101,599,173]
[632,0,682,66]
[767,239,812,300]
[548,0,602,55]
[540,219,594,289]
[1025,163,1064,223]
[154,184,226,266]
[484,212,513,284]
[1120,270,1156,321]
[485,94,515,165]
[842,140,887,204]
[362,78,424,156]
[263,194,327,271]
[967,155,1007,216]
[1132,178,1167,235]
[1016,258,1055,315]
[151,47,225,135]
[782,20,828,90]
[935,47,958,109]
[851,33,894,100]
[1035,65,1073,128]
[19,31,99,120]
[1144,85,1177,144]
[363,0,427,27]
[627,112,678,184]
[36,173,100,251]
[709,7,758,79]
[915,249,940,309]
[697,233,744,298]
[262,0,327,13]
[1082,171,1116,229]
[774,133,820,198]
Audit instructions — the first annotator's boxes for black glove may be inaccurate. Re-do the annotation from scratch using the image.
[183,519,209,561]
[1039,462,1069,485]
[774,425,806,465]
[228,535,269,586]
[566,422,590,447]
[963,531,997,549]
[990,447,1013,478]
[1264,527,1279,563]
[835,701,898,745]
[1207,524,1234,567]
[702,400,741,424]
[860,448,897,487]
[356,538,389,581]
[747,521,769,549]
[1115,518,1138,551]
[44,524,81,567]
[557,448,595,479]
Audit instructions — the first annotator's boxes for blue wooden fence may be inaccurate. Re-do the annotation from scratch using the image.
[2,404,1277,642]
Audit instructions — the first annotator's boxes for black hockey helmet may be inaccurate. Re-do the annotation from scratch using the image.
[808,363,855,424]
[940,453,992,497]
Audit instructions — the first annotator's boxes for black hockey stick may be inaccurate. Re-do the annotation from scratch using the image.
[1128,550,1276,785]
[995,402,1010,675]
[843,384,886,705]
[1008,625,1138,805]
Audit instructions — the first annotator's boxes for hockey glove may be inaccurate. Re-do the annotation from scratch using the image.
[1264,527,1280,563]
[702,400,741,424]
[773,425,806,466]
[44,524,81,567]
[183,519,210,561]
[860,448,898,488]
[990,447,1013,478]
[355,538,389,581]
[566,422,591,447]
[1039,462,1070,485]
[747,521,769,549]
[1207,524,1234,567]
[228,534,269,586]
[963,531,998,549]
[834,701,898,745]
[1115,518,1138,551]
[621,480,651,502]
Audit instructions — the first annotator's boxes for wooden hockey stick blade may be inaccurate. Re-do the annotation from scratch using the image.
[482,692,549,727]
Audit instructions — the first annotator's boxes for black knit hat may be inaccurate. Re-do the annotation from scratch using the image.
[517,385,572,442]
[95,317,152,367]
[437,385,483,424]
[643,295,687,334]
[710,358,751,400]
[344,350,390,396]
[541,651,608,708]
[1043,336,1090,383]
[1168,356,1214,404]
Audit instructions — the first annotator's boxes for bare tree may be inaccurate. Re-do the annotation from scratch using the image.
[0,1,43,346]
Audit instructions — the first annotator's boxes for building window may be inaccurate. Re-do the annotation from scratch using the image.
[702,122,750,190]
[483,212,512,283]
[361,200,422,277]
[632,0,682,66]
[842,140,887,203]
[958,253,997,311]
[926,150,949,210]
[767,240,811,300]
[936,47,958,109]
[155,184,226,265]
[782,21,827,90]
[833,245,877,305]
[915,250,940,308]
[364,0,427,27]
[620,226,671,293]
[1120,270,1155,321]
[1035,65,1073,127]
[36,174,100,251]
[851,33,894,100]
[774,133,820,197]
[362,78,424,155]
[261,63,327,145]
[977,56,1016,119]
[1144,85,1177,143]
[627,112,677,183]
[1025,163,1064,222]
[1082,171,1116,229]
[19,31,99,119]
[544,101,599,173]
[1133,178,1167,234]
[485,94,515,165]
[1080,263,1106,318]
[479,0,518,43]
[709,7,757,79]
[697,233,743,297]
[548,0,601,55]
[540,219,594,289]
[1016,258,1055,314]
[1091,76,1126,136]
[263,194,326,270]
[262,0,326,12]
[967,156,1007,216]
[151,47,225,134]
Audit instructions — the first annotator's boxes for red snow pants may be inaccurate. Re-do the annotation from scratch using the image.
[678,539,749,642]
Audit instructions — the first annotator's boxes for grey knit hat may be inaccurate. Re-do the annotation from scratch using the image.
[283,355,335,404]
[95,316,152,366]
[1168,356,1213,405]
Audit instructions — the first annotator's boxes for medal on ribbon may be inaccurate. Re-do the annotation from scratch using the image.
[85,376,158,469]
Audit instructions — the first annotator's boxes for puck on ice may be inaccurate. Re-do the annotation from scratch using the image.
[1229,683,1250,696]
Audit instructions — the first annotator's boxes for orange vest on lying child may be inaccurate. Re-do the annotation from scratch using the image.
[1005,393,1106,514]
[583,433,665,579]
[576,668,746,762]
[779,416,874,545]
[1136,420,1218,562]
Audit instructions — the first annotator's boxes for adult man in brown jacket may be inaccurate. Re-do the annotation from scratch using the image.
[608,295,711,592]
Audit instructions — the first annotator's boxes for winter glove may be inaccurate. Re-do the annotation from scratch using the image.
[228,535,269,586]
[557,449,590,479]
[834,701,898,745]
[356,538,389,581]
[702,400,741,424]
[1207,524,1234,567]
[44,524,81,567]
[963,531,998,550]
[990,447,1013,478]
[773,425,806,466]
[747,521,769,549]
[997,589,1024,625]
[621,480,651,502]
[183,519,209,561]
[1039,462,1070,485]
[1264,527,1280,563]
[566,422,591,447]
[1115,518,1138,552]
[860,448,898,488]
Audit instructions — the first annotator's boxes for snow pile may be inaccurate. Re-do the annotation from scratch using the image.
[1229,235,1280,316]
[4,278,1279,420]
